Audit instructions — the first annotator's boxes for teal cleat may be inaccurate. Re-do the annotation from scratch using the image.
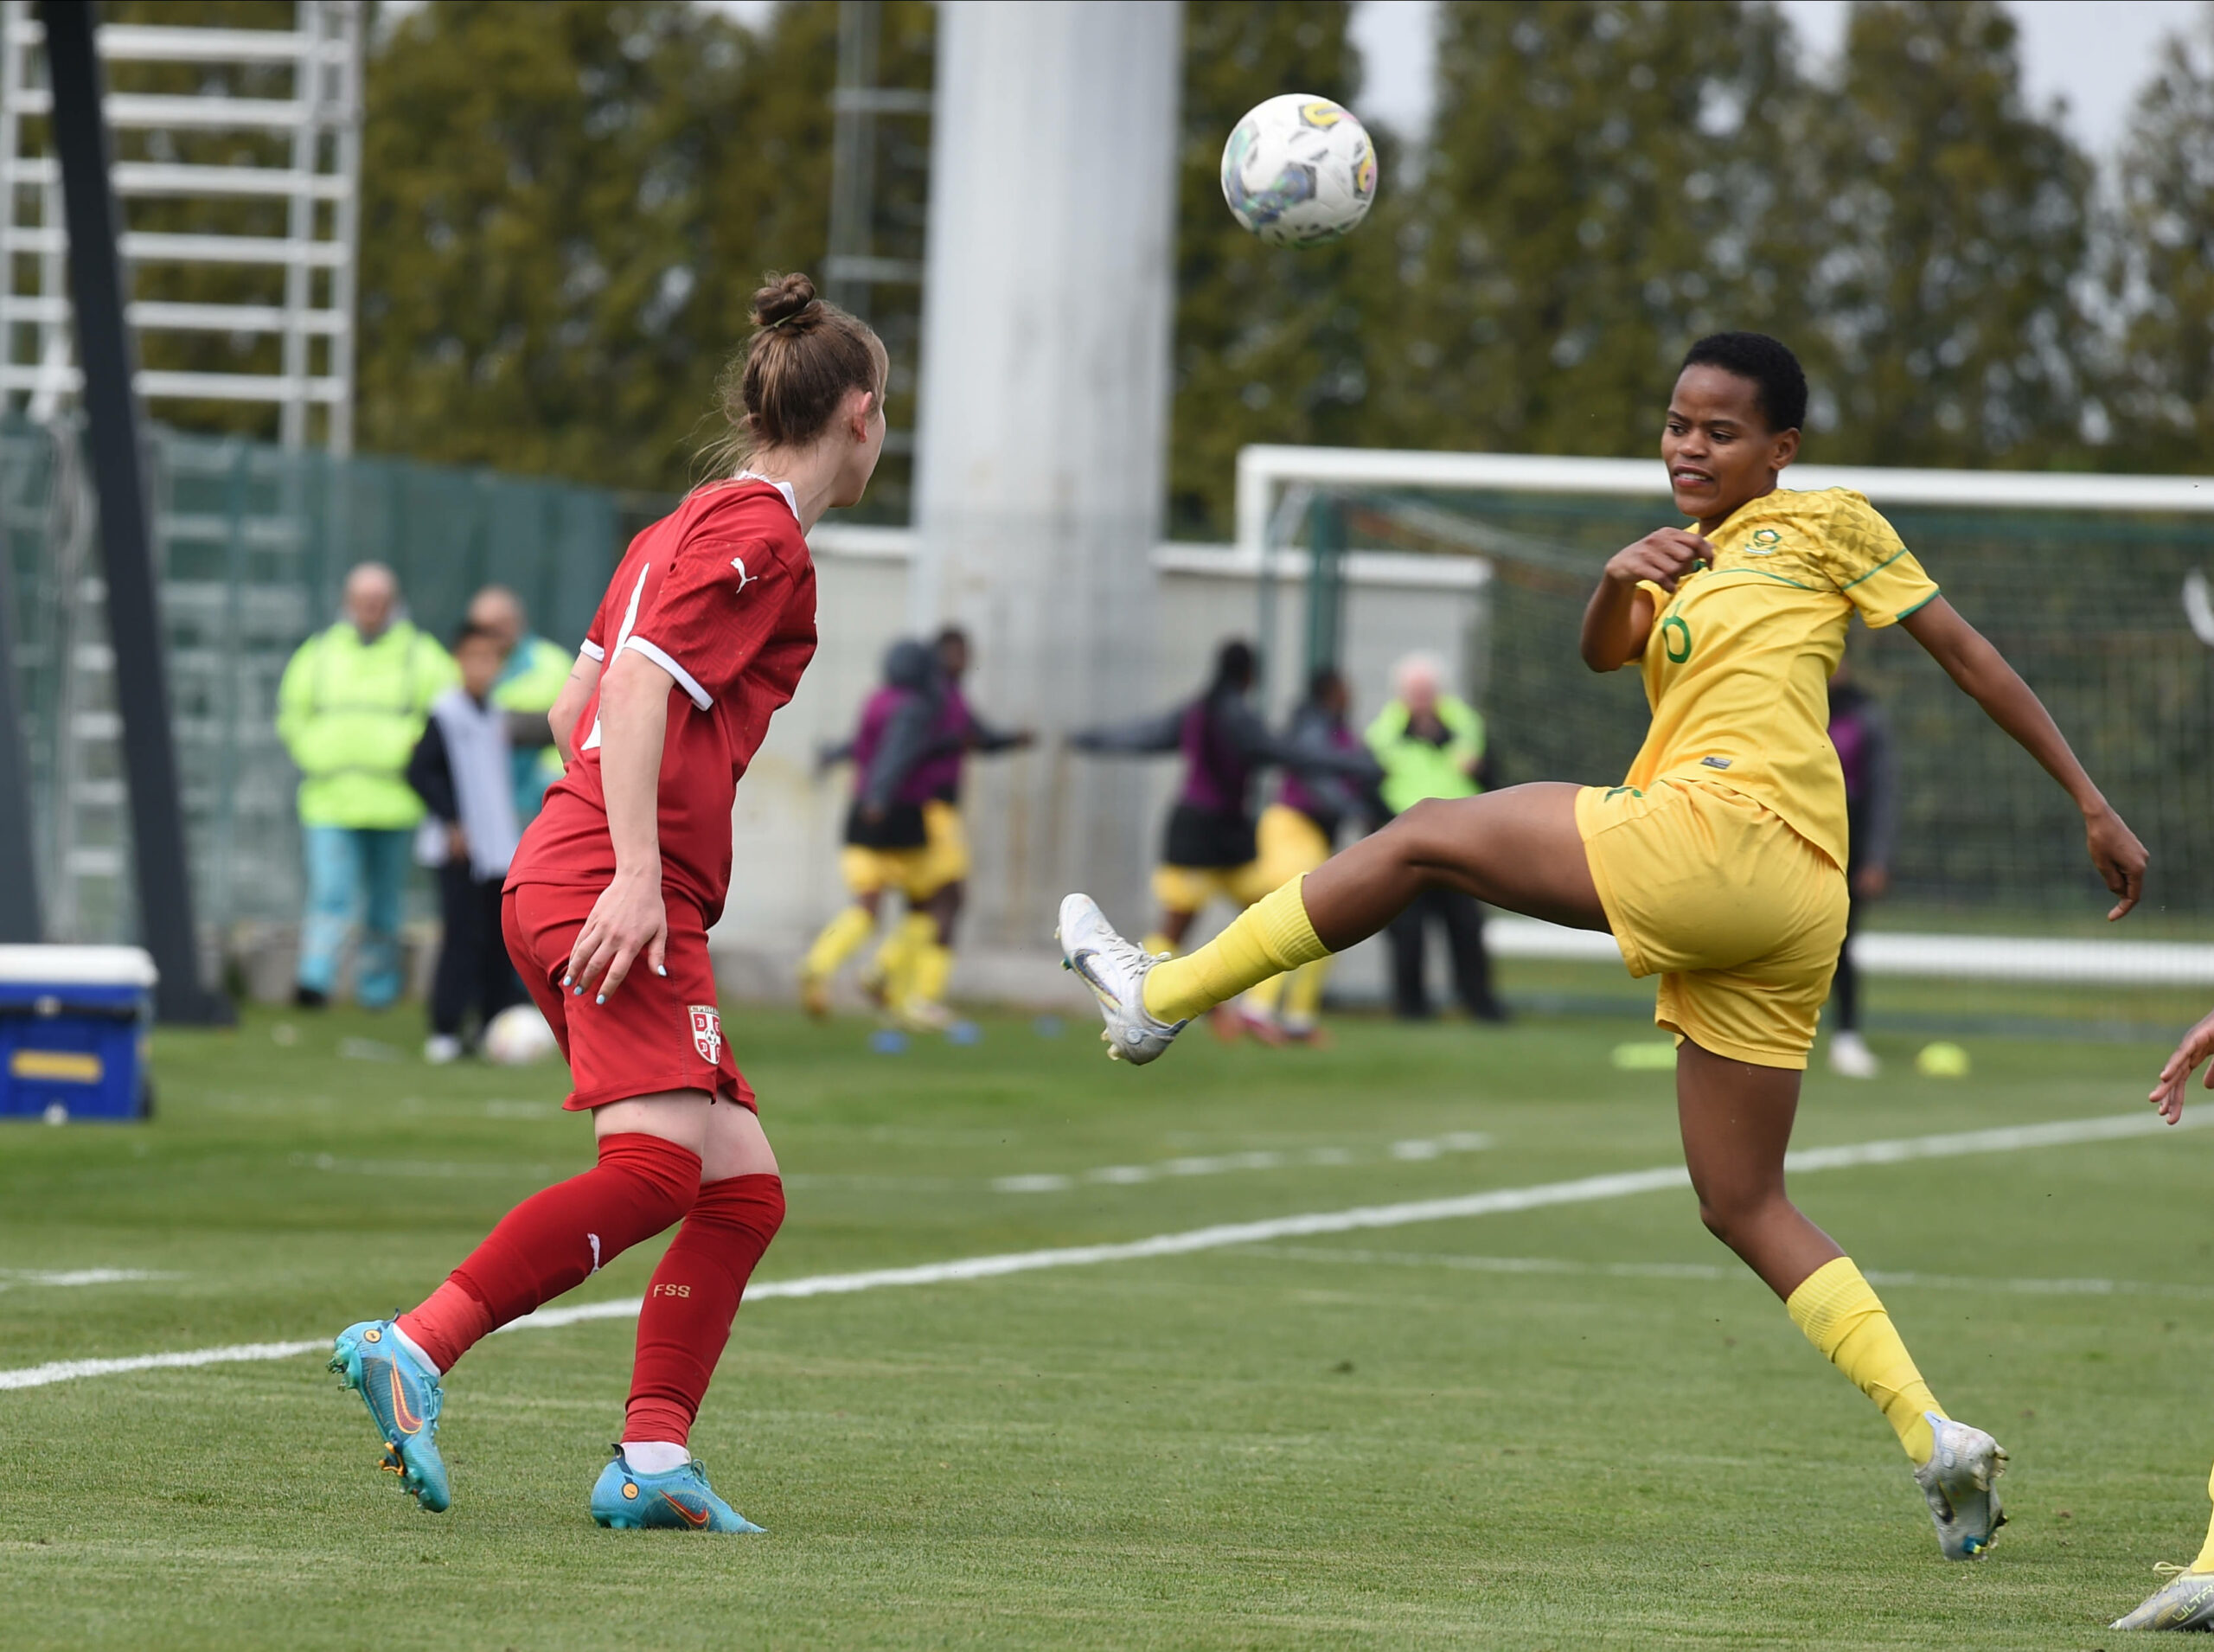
[591,1449,764,1533]
[329,1318,450,1513]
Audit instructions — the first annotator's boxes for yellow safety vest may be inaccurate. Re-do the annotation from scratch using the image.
[275,620,457,829]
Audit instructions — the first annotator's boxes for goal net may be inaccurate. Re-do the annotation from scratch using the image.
[1238,445,2214,1042]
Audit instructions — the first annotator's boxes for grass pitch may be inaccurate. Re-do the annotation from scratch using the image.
[3,993,2211,1649]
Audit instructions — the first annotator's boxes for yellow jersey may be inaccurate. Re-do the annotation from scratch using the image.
[1622,486,1938,868]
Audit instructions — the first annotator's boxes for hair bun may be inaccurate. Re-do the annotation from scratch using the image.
[752,272,821,331]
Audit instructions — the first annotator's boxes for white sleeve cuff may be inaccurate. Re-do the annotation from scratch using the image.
[620,635,711,710]
[578,639,605,662]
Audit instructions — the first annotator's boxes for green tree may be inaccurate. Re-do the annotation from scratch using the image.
[2104,16,2214,470]
[1808,1,2095,467]
[1168,0,1384,540]
[355,0,928,495]
[356,2,758,489]
[1390,0,1817,461]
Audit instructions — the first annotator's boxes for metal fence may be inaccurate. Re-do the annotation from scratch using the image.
[0,415,630,946]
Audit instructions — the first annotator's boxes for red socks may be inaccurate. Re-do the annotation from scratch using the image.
[398,1132,700,1371]
[393,1137,783,1446]
[624,1173,785,1446]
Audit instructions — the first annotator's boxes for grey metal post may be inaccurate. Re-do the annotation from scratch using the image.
[1304,491,1346,679]
[0,509,41,942]
[42,0,229,1021]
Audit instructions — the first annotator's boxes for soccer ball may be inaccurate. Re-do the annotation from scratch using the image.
[1219,93,1378,247]
[483,1003,558,1066]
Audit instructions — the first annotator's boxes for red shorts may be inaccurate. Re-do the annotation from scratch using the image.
[502,881,755,1113]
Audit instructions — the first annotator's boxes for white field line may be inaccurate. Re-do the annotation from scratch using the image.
[992,1131,1492,1194]
[2,1109,2201,1393]
[0,1269,180,1291]
[1243,1245,2214,1302]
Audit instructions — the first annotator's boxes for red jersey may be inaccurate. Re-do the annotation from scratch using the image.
[508,479,817,924]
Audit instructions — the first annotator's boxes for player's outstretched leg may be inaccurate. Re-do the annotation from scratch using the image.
[2111,1463,2214,1629]
[330,1317,451,1513]
[1678,1043,2005,1559]
[329,1129,700,1511]
[1060,784,1602,1063]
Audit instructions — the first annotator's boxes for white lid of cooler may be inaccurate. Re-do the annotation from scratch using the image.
[0,944,159,988]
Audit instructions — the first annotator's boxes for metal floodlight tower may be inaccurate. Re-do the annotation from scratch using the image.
[0,0,364,447]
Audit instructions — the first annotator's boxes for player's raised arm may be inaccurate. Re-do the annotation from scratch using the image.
[1898,597,2147,919]
[1579,528,1709,671]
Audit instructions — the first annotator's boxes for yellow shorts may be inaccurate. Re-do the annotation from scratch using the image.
[1256,804,1333,888]
[841,799,970,902]
[1575,778,1847,1070]
[1153,856,1277,916]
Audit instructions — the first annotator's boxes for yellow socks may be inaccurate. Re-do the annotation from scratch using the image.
[803,904,875,980]
[907,940,953,1009]
[1787,1256,1946,1464]
[1142,878,1330,1024]
[872,912,935,1001]
[2195,1463,2214,1572]
[1241,972,1286,1015]
[1283,957,1330,1023]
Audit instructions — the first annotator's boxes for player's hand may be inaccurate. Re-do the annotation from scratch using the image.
[565,868,668,1003]
[2084,802,2147,921]
[1603,528,1712,595]
[2149,1008,2214,1124]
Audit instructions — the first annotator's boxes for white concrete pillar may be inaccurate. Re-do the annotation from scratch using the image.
[912,0,1183,950]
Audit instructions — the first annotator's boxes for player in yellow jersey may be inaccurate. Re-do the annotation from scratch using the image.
[1058,331,2148,1563]
[2108,1010,2214,1630]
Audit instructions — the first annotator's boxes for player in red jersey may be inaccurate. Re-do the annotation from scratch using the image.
[328,273,886,1532]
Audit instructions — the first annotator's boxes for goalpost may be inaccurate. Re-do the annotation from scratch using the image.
[1234,444,2214,1034]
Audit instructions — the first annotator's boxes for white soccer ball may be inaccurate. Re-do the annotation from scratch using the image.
[1219,93,1378,247]
[483,1003,557,1066]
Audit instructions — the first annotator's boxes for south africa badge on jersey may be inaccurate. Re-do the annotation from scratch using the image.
[688,1004,723,1066]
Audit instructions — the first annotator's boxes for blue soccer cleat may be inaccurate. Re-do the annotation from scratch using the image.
[591,1449,765,1533]
[330,1318,451,1513]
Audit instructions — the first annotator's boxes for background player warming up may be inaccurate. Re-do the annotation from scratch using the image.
[327,272,887,1533]
[1059,331,2147,1566]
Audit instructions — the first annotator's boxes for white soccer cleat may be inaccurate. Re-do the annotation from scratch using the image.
[1056,893,1187,1066]
[1915,1413,2006,1560]
[423,1034,464,1066]
[1828,1030,1880,1079]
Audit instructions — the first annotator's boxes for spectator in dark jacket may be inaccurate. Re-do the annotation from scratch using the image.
[406,621,548,1063]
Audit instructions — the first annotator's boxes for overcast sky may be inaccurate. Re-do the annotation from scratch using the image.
[1350,0,2208,158]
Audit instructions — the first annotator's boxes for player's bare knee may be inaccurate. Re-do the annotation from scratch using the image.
[1388,797,1472,865]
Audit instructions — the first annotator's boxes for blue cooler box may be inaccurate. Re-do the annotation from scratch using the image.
[0,944,157,1122]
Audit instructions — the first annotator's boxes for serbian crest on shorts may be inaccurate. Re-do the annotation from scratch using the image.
[688,1004,723,1066]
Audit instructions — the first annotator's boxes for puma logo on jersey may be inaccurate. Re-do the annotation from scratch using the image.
[731,556,759,595]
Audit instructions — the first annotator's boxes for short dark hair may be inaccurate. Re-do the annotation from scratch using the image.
[1680,332,1807,433]
[452,618,506,650]
[1211,638,1257,693]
